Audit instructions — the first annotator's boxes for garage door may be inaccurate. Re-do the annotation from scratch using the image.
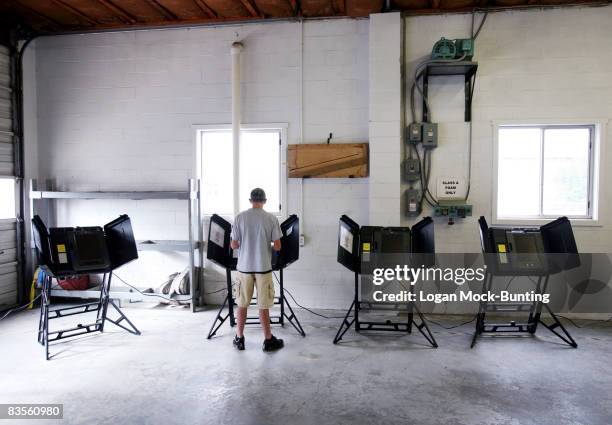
[0,43,18,311]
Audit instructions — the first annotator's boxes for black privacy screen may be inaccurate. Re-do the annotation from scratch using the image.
[337,215,360,273]
[273,214,299,270]
[72,227,109,271]
[206,214,235,270]
[104,215,138,270]
[411,217,435,268]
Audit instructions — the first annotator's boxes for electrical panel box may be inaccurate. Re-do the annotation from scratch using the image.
[408,123,422,143]
[436,176,467,201]
[454,38,474,60]
[405,189,422,217]
[422,123,438,148]
[434,204,472,219]
[405,158,420,182]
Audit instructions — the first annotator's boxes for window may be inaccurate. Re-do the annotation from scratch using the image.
[197,125,285,217]
[0,178,16,220]
[495,125,596,221]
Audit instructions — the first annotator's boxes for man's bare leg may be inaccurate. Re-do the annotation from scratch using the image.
[237,307,247,338]
[259,309,272,340]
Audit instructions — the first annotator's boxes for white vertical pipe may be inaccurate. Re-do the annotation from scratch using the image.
[231,42,243,217]
[298,20,305,239]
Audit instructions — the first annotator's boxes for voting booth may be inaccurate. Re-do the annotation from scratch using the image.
[334,215,437,347]
[32,215,140,360]
[472,216,579,348]
[206,214,305,339]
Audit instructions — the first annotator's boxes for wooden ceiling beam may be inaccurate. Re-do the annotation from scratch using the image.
[142,0,179,20]
[49,0,98,25]
[238,0,262,17]
[332,0,346,14]
[8,1,64,29]
[59,14,268,31]
[286,0,299,15]
[96,0,138,23]
[192,0,218,18]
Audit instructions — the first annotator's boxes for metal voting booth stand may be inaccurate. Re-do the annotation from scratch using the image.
[333,215,437,347]
[32,214,141,360]
[206,214,305,339]
[472,216,579,348]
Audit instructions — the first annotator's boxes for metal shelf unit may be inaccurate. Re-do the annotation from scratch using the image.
[29,178,203,312]
[421,61,478,122]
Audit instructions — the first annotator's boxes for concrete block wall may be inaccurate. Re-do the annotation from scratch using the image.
[368,13,402,226]
[402,6,612,253]
[32,19,369,309]
[27,6,612,311]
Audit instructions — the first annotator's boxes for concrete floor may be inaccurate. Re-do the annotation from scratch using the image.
[1,304,612,425]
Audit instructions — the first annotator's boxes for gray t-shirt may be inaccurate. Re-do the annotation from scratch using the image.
[231,208,282,273]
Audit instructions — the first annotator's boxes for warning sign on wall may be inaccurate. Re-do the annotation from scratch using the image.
[436,176,467,201]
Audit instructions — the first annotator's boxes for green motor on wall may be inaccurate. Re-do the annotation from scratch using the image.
[431,37,456,60]
[431,37,474,60]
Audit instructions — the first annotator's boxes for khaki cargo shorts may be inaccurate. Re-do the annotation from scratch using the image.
[234,272,275,309]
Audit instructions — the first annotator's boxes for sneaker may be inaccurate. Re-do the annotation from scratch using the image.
[262,335,284,352]
[233,335,245,351]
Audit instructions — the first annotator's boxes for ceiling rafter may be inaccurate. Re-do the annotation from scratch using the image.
[332,0,346,14]
[95,0,138,24]
[49,0,98,25]
[8,1,63,29]
[4,0,611,34]
[192,0,218,18]
[285,0,299,15]
[238,0,262,17]
[142,0,179,20]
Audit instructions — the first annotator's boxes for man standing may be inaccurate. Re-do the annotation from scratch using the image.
[230,188,284,352]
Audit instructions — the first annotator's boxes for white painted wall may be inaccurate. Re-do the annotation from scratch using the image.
[27,5,612,311]
[32,19,369,309]
[402,6,612,254]
[369,12,402,227]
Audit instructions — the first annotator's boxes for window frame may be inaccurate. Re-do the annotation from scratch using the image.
[192,123,288,221]
[492,120,604,227]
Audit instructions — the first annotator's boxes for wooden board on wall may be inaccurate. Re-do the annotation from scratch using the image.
[288,143,368,178]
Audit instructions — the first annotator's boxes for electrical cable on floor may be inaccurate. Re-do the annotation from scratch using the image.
[504,276,517,291]
[425,315,477,330]
[112,273,192,303]
[592,316,612,326]
[272,272,347,320]
[0,294,42,322]
[556,315,612,328]
[556,315,583,329]
[205,286,230,295]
